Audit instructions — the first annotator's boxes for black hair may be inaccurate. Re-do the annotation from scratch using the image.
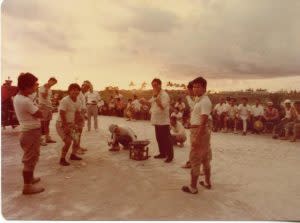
[187,81,193,90]
[48,77,57,83]
[151,78,162,85]
[17,72,38,91]
[192,76,207,89]
[68,83,81,92]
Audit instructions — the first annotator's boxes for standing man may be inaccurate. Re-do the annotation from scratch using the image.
[13,72,45,195]
[85,82,101,132]
[74,81,90,154]
[149,78,173,163]
[182,76,212,194]
[38,77,57,146]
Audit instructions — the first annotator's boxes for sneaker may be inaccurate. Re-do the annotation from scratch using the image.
[23,184,45,195]
[59,158,70,166]
[154,154,166,159]
[70,154,82,161]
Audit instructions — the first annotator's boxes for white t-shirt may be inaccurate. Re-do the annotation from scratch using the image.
[132,99,141,111]
[251,104,264,117]
[284,107,293,119]
[38,85,52,108]
[149,90,170,125]
[190,95,212,125]
[214,103,229,115]
[77,91,87,111]
[85,91,100,104]
[238,104,251,118]
[57,96,81,123]
[228,105,238,118]
[13,94,41,131]
[186,96,195,110]
[171,121,186,136]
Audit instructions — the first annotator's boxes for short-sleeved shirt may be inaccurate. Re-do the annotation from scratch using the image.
[38,85,52,108]
[77,91,87,111]
[85,91,100,104]
[57,96,81,123]
[13,94,41,131]
[132,99,141,111]
[190,95,212,125]
[251,105,264,117]
[186,96,195,110]
[238,104,251,117]
[149,90,170,125]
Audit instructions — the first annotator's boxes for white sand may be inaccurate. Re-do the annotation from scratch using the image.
[1,114,300,220]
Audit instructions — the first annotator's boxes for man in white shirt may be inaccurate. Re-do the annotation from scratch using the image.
[148,78,173,163]
[13,72,45,195]
[170,116,187,147]
[74,81,90,154]
[108,124,137,151]
[56,83,83,166]
[182,77,212,194]
[132,95,141,119]
[212,97,228,132]
[85,83,101,131]
[237,97,251,135]
[224,98,238,133]
[38,77,57,145]
[251,98,264,134]
[183,81,195,129]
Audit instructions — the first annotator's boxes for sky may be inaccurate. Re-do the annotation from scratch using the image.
[1,0,300,91]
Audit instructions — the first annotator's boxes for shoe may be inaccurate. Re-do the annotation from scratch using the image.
[165,158,173,163]
[154,154,166,159]
[31,177,41,184]
[46,139,56,143]
[181,162,191,169]
[23,184,45,195]
[70,154,82,161]
[77,149,85,155]
[181,186,198,194]
[59,158,70,166]
[81,147,88,151]
[242,131,246,136]
[40,141,47,146]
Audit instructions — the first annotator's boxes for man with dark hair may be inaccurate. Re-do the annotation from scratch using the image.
[13,72,45,195]
[182,76,212,194]
[38,77,57,146]
[56,83,83,166]
[147,78,173,162]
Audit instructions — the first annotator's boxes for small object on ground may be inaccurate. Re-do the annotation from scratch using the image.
[81,162,87,166]
[129,140,150,161]
[65,176,71,179]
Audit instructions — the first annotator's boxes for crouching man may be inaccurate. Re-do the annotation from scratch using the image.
[108,124,137,151]
[13,72,45,195]
[170,116,187,147]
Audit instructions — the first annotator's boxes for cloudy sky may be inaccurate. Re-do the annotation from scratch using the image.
[1,0,300,91]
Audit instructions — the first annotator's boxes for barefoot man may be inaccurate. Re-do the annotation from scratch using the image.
[182,76,212,194]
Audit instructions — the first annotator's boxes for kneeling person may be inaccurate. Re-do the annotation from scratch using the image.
[108,124,137,151]
[170,116,187,147]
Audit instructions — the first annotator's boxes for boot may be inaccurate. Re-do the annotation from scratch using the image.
[22,171,44,195]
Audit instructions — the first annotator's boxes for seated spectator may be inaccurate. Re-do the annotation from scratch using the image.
[140,99,150,120]
[273,99,295,139]
[114,90,123,100]
[281,101,300,142]
[263,101,279,133]
[132,95,141,119]
[108,96,116,116]
[237,97,251,135]
[115,98,124,117]
[174,98,186,113]
[212,97,228,132]
[251,98,264,134]
[124,99,134,121]
[224,98,238,133]
[171,107,183,122]
[108,124,137,151]
[170,116,187,147]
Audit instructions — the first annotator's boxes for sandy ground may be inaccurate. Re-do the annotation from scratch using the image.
[1,113,300,221]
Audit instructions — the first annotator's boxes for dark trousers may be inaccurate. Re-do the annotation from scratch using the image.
[154,125,174,159]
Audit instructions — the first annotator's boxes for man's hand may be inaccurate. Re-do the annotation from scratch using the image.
[155,97,164,110]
